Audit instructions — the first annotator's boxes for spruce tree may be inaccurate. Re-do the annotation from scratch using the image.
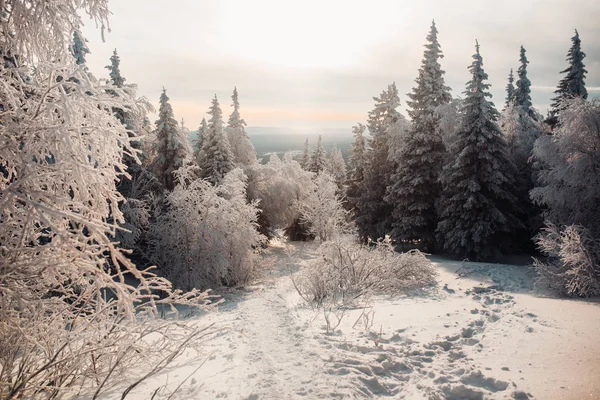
[504,69,515,109]
[548,30,588,127]
[194,117,207,164]
[152,89,190,191]
[326,147,346,192]
[228,86,246,128]
[69,30,90,65]
[346,123,367,211]
[301,138,310,170]
[385,20,451,251]
[201,95,235,185]
[515,46,535,119]
[355,84,404,241]
[105,49,126,88]
[309,135,327,175]
[437,41,521,261]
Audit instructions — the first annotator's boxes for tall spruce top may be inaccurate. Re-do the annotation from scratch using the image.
[551,30,588,108]
[105,49,126,88]
[70,31,90,65]
[505,69,515,109]
[228,86,247,128]
[406,20,452,123]
[515,46,534,118]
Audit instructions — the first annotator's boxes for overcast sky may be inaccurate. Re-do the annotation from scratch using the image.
[81,0,600,131]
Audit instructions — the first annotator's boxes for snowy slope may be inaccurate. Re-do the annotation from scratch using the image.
[104,240,600,400]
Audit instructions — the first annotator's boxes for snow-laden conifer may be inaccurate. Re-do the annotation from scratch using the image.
[504,69,515,110]
[548,30,588,127]
[226,87,257,165]
[355,83,406,241]
[515,46,535,119]
[437,41,521,260]
[69,30,90,65]
[301,138,310,170]
[201,95,235,184]
[106,48,126,88]
[384,21,451,251]
[309,135,328,175]
[152,88,191,191]
[326,147,347,191]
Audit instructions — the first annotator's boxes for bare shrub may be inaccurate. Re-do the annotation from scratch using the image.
[294,237,437,307]
[534,223,600,297]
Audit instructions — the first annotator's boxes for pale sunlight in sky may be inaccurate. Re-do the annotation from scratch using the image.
[81,0,600,130]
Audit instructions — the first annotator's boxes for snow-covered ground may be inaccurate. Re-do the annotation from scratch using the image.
[104,240,600,400]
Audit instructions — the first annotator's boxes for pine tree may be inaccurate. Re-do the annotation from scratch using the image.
[346,123,367,204]
[326,147,346,191]
[384,21,451,251]
[548,30,588,127]
[194,117,207,164]
[69,30,89,65]
[515,46,535,119]
[225,87,256,165]
[152,89,190,191]
[504,69,515,109]
[437,41,521,261]
[105,49,126,88]
[356,84,405,241]
[309,135,327,175]
[227,86,247,128]
[201,95,235,184]
[301,138,310,170]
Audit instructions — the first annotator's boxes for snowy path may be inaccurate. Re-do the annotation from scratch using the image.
[118,241,600,400]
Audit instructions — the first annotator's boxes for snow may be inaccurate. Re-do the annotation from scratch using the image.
[107,240,600,399]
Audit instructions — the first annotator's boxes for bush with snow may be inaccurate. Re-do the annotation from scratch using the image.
[294,237,437,306]
[295,172,351,242]
[148,166,265,290]
[534,224,600,298]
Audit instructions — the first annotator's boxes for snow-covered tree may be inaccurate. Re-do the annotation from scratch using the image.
[296,173,350,242]
[504,69,515,109]
[437,42,521,260]
[194,117,208,164]
[326,147,347,191]
[515,46,535,119]
[345,123,366,212]
[355,84,405,241]
[301,138,310,170]
[309,135,328,175]
[245,154,314,237]
[149,166,265,290]
[105,48,126,88]
[531,97,600,237]
[69,30,89,65]
[0,2,210,397]
[201,95,235,184]
[548,30,588,128]
[225,87,257,165]
[385,21,451,251]
[151,88,191,191]
[435,98,463,152]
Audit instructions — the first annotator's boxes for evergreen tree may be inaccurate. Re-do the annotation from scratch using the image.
[194,117,208,164]
[301,138,310,170]
[385,20,451,251]
[515,46,534,119]
[437,42,521,261]
[227,86,247,128]
[326,147,347,192]
[225,87,256,165]
[548,30,588,127]
[105,49,126,88]
[201,95,235,184]
[356,84,404,241]
[152,89,190,191]
[69,30,89,65]
[346,123,367,209]
[504,69,515,109]
[309,135,327,175]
